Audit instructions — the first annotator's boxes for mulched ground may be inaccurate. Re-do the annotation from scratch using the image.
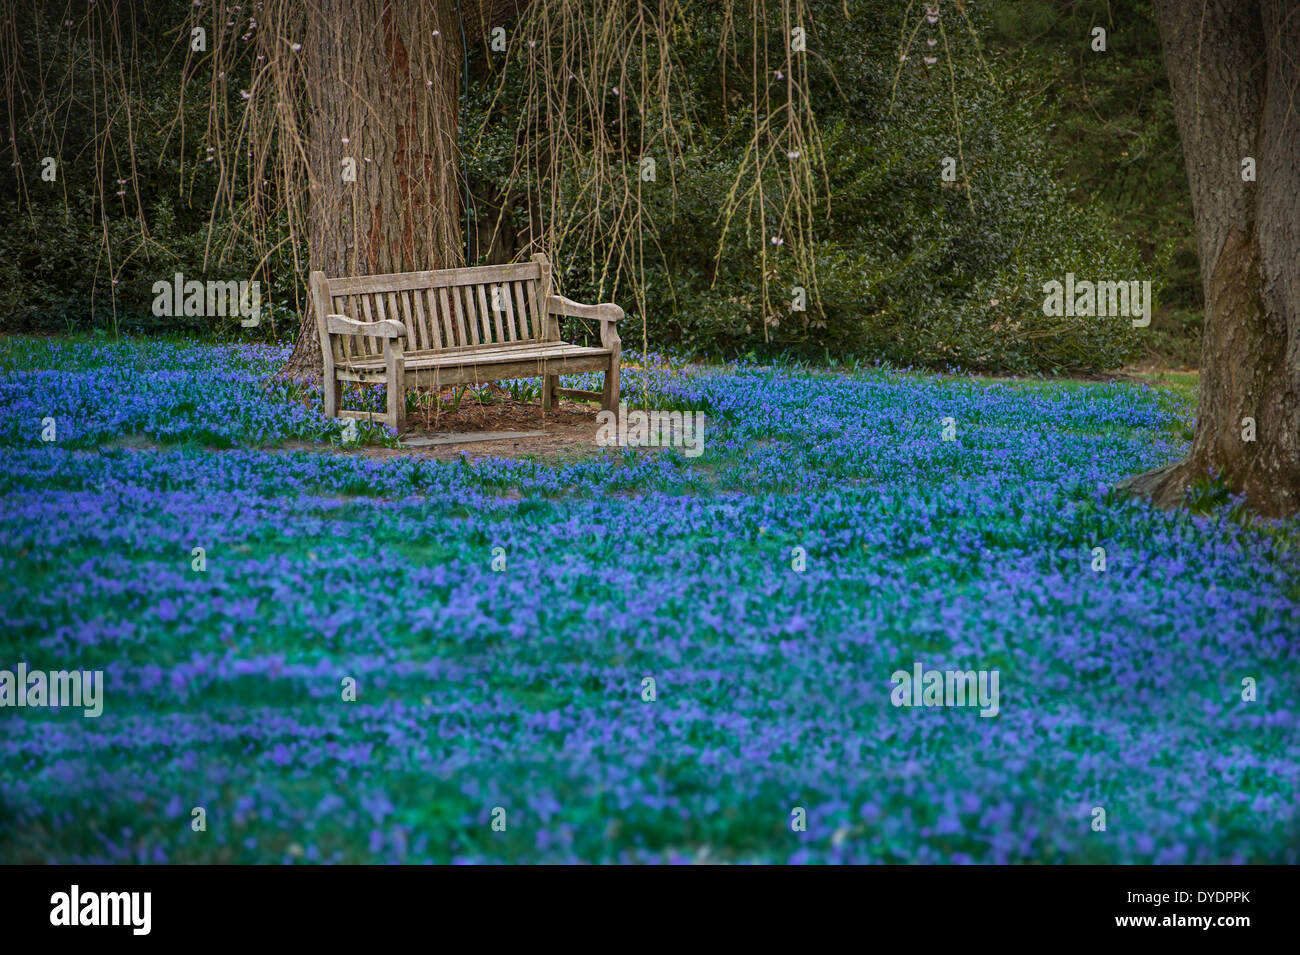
[401,384,611,461]
[397,394,607,462]
[290,386,619,463]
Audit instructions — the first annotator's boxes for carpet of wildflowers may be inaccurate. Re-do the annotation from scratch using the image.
[1,336,1297,863]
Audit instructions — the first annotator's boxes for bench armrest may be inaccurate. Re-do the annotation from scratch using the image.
[546,295,622,349]
[326,313,407,339]
[547,295,624,324]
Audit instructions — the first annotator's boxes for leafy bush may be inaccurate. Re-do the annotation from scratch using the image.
[0,1,302,339]
[4,0,1162,372]
[501,0,1147,371]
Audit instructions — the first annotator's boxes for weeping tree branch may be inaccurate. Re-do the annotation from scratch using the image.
[4,0,831,367]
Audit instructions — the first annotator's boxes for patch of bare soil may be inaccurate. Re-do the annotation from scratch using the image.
[411,390,609,461]
[304,390,617,463]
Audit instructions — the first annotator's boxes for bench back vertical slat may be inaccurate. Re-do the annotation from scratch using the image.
[529,253,553,341]
[514,283,527,340]
[477,284,493,343]
[511,281,530,340]
[351,293,367,358]
[418,288,441,349]
[441,290,455,346]
[431,287,449,347]
[478,286,493,343]
[541,253,559,341]
[384,292,402,348]
[479,289,491,343]
[408,289,428,350]
[434,287,454,350]
[475,283,488,343]
[392,291,414,351]
[523,278,539,342]
[328,293,345,362]
[461,284,480,345]
[358,295,377,360]
[463,285,477,343]
[373,297,389,356]
[371,294,388,358]
[335,293,359,362]
[480,284,500,344]
[499,284,517,341]
[438,288,454,348]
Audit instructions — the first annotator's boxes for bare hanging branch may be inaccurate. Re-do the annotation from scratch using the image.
[3,0,831,360]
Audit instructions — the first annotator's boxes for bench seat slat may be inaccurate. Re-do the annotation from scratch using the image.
[337,351,614,386]
[338,341,610,371]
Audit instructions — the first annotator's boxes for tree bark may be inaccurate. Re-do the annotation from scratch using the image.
[1124,0,1300,517]
[283,0,464,378]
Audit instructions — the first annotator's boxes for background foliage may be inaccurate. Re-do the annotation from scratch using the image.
[986,0,1201,366]
[1,0,1198,372]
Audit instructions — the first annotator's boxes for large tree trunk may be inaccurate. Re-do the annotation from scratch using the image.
[1124,0,1300,517]
[283,0,464,378]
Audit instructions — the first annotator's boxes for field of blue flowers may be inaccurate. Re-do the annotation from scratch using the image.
[1,336,1297,863]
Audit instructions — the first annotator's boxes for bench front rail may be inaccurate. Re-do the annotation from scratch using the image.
[309,253,622,431]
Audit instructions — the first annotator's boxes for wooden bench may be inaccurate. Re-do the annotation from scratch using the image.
[308,253,623,432]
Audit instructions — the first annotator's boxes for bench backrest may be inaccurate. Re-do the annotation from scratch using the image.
[310,255,556,363]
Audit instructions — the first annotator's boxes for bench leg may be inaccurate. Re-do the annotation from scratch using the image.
[385,349,406,433]
[387,381,406,432]
[601,355,621,413]
[323,363,339,419]
[542,373,559,413]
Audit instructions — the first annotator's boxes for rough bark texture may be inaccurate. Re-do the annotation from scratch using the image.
[283,0,534,378]
[283,0,465,377]
[1124,0,1300,516]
